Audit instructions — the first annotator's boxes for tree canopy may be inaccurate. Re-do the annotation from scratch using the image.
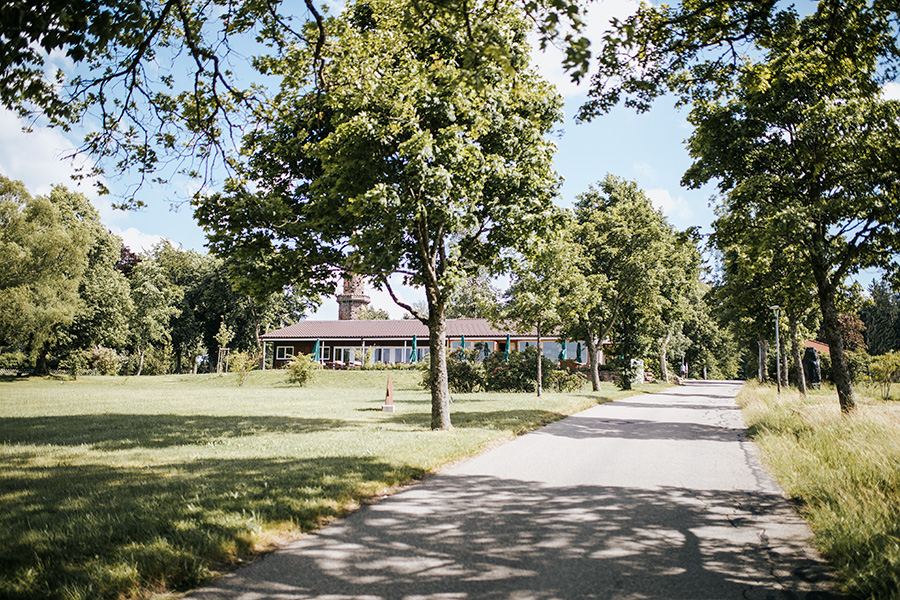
[685,14,900,411]
[195,0,563,429]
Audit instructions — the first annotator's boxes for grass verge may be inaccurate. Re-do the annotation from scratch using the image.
[0,370,666,600]
[737,381,900,599]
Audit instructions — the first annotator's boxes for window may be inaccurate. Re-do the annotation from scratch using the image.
[321,346,331,360]
[276,346,293,360]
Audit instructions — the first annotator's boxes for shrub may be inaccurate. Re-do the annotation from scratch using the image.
[869,351,900,401]
[845,350,870,383]
[90,346,124,375]
[482,347,555,392]
[545,369,586,392]
[819,350,871,384]
[419,351,485,393]
[285,353,319,386]
[229,350,261,387]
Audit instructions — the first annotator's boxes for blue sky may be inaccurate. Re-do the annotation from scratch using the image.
[0,0,887,318]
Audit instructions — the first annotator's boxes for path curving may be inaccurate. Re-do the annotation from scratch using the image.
[188,380,840,599]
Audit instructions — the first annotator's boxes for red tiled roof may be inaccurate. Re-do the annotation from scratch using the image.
[262,318,535,340]
[804,340,830,355]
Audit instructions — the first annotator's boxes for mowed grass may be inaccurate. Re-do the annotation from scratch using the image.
[737,382,900,599]
[0,370,665,600]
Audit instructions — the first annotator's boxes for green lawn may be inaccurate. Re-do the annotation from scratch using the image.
[0,370,666,600]
[737,382,900,599]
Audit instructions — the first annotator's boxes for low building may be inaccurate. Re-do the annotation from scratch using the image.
[260,318,600,369]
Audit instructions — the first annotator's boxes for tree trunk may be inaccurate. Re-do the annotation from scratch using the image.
[36,344,50,375]
[136,347,145,377]
[428,310,452,430]
[536,320,543,397]
[585,334,601,391]
[660,329,671,383]
[790,315,807,396]
[758,334,767,383]
[813,270,855,412]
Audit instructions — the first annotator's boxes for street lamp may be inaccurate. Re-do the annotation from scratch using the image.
[770,305,781,394]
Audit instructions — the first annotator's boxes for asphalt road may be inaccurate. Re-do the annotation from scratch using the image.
[189,380,839,600]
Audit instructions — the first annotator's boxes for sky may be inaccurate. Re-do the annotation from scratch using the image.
[0,0,889,319]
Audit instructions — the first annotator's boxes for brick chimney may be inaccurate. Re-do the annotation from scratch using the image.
[337,274,371,320]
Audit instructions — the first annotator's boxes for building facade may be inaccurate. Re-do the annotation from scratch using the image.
[261,318,602,369]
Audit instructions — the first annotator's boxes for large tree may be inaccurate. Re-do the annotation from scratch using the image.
[566,175,672,390]
[685,16,900,412]
[0,178,98,371]
[195,0,562,429]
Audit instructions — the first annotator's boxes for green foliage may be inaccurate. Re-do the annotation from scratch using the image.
[482,347,556,393]
[196,0,563,430]
[89,346,125,376]
[214,318,234,349]
[228,350,259,387]
[566,174,674,388]
[445,272,500,319]
[582,1,900,119]
[356,306,390,320]
[869,351,900,401]
[861,278,900,356]
[0,178,95,368]
[686,18,900,411]
[285,353,319,386]
[544,369,586,393]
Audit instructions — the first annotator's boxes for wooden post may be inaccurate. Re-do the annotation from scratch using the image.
[382,373,395,412]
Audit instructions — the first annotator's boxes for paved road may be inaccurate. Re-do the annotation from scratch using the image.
[189,380,838,599]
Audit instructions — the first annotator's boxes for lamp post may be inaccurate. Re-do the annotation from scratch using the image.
[770,305,781,394]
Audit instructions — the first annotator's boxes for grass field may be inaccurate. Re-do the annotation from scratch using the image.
[737,382,900,599]
[0,369,666,600]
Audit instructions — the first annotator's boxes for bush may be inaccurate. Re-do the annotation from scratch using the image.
[229,350,261,387]
[545,369,586,392]
[819,350,871,384]
[869,351,900,401]
[420,350,485,393]
[483,347,555,393]
[90,346,124,375]
[285,353,319,386]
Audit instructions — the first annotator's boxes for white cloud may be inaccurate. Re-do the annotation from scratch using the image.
[883,82,900,100]
[110,226,166,253]
[646,188,694,221]
[530,0,640,98]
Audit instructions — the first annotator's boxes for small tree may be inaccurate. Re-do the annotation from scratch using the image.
[870,351,900,401]
[214,318,234,374]
[228,350,260,387]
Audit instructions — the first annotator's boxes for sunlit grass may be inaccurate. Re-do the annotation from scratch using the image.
[0,370,660,600]
[737,381,900,599]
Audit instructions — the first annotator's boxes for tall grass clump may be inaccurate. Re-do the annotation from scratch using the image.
[737,382,900,599]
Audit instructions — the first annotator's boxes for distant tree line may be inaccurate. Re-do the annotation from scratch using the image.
[0,176,305,375]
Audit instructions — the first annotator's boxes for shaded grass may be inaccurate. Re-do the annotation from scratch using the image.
[0,370,655,600]
[737,382,900,599]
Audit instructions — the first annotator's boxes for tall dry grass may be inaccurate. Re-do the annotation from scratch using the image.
[738,382,900,599]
